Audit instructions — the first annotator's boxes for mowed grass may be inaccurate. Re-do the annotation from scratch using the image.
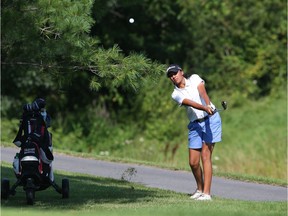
[1,163,286,216]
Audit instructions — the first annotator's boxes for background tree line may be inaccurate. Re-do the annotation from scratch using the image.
[2,0,286,159]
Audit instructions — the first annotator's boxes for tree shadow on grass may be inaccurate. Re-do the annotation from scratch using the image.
[1,165,165,209]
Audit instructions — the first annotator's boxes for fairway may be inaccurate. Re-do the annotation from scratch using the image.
[1,146,286,202]
[1,163,286,216]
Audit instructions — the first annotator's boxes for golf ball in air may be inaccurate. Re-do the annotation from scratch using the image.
[129,18,134,23]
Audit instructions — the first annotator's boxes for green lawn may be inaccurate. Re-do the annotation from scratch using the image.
[1,163,286,216]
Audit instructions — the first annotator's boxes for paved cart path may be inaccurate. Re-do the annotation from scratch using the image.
[1,147,286,201]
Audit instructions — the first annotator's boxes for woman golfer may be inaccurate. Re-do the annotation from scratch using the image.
[166,64,222,201]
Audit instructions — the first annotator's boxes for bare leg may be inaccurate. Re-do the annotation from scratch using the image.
[201,142,214,195]
[189,148,203,192]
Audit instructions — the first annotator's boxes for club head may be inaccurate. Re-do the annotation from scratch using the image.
[221,101,227,110]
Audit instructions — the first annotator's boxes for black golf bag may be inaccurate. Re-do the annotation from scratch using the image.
[1,98,69,205]
[12,109,54,180]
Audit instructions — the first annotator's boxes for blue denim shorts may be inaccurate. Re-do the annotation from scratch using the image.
[187,112,222,149]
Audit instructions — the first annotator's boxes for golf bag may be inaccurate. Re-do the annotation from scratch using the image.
[2,98,69,204]
[13,99,54,181]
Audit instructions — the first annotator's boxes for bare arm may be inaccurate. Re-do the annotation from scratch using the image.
[197,82,214,114]
[197,82,211,105]
[182,98,212,115]
[180,82,213,115]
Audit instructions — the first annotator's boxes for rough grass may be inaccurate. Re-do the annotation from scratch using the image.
[213,96,287,179]
[1,95,287,181]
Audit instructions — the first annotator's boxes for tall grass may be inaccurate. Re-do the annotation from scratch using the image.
[213,96,287,179]
[1,95,287,181]
[87,95,287,180]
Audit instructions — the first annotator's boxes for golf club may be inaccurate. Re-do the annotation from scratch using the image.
[216,101,227,112]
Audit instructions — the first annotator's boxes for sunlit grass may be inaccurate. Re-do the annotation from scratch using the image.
[1,163,286,216]
[1,95,287,182]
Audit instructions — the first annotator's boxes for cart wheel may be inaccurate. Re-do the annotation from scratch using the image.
[26,189,35,205]
[26,178,35,205]
[62,178,69,199]
[1,178,10,200]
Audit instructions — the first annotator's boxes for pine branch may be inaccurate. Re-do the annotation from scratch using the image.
[1,61,99,75]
